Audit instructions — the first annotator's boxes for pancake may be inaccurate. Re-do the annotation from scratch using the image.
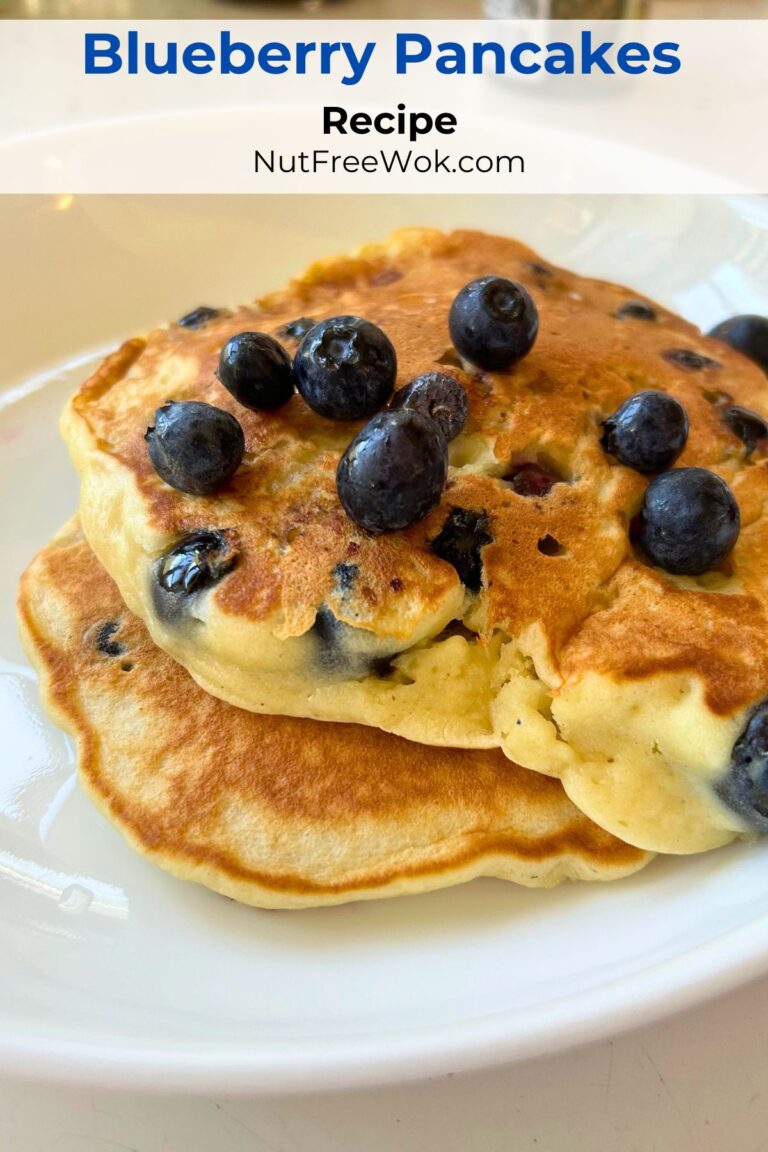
[16,521,651,908]
[61,228,768,854]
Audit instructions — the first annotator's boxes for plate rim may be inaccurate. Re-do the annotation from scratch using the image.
[3,909,768,1093]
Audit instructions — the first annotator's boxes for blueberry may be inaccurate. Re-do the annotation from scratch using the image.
[332,562,359,592]
[145,401,244,496]
[600,391,689,474]
[663,348,720,372]
[311,606,384,678]
[449,277,539,371]
[505,462,562,498]
[708,315,768,376]
[336,410,447,534]
[277,317,316,341]
[177,306,220,330]
[636,467,740,576]
[537,534,564,557]
[217,331,294,411]
[94,621,125,657]
[157,531,238,595]
[312,606,347,675]
[429,508,493,592]
[615,300,656,321]
[390,372,468,442]
[294,316,397,420]
[715,700,768,831]
[723,405,768,455]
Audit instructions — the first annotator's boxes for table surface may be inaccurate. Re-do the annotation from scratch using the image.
[2,967,768,1151]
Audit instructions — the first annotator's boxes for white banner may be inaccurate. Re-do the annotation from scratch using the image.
[0,20,764,193]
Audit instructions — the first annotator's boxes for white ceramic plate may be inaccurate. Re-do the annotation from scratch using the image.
[3,193,768,1094]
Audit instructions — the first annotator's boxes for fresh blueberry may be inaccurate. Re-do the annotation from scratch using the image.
[157,531,238,595]
[505,462,563,498]
[294,316,397,420]
[636,467,740,575]
[312,606,349,675]
[390,372,468,442]
[449,277,539,371]
[277,317,316,341]
[708,315,768,376]
[723,405,768,455]
[336,410,447,534]
[600,390,689,474]
[177,306,220,330]
[145,401,244,495]
[429,508,493,592]
[715,700,768,831]
[615,300,657,321]
[217,331,294,411]
[663,348,720,372]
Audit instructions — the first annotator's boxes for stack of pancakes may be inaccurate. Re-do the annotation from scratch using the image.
[19,228,768,908]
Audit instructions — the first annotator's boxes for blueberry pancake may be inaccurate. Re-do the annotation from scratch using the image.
[17,522,650,908]
[61,228,768,854]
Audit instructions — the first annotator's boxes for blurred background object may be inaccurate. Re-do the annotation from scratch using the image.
[485,0,648,12]
[3,0,768,17]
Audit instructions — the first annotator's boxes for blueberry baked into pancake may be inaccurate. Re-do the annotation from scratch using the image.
[17,521,650,907]
[35,226,768,873]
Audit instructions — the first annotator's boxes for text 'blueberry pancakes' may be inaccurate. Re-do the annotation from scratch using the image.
[59,228,768,855]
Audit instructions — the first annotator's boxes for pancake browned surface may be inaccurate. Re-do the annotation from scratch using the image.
[17,522,651,908]
[61,229,768,853]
